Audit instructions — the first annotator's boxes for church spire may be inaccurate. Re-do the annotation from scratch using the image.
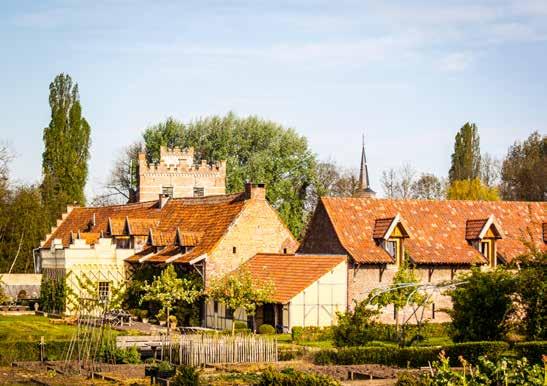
[356,133,376,198]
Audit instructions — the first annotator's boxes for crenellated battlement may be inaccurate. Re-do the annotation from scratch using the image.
[136,146,227,201]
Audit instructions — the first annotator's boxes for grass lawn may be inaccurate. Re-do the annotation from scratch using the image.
[0,315,78,342]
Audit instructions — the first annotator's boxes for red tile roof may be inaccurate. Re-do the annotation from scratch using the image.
[41,193,253,265]
[465,219,489,240]
[127,218,160,235]
[314,198,545,265]
[241,253,346,303]
[125,247,155,263]
[373,218,395,239]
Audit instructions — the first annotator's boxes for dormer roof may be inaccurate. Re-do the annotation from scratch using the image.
[466,215,504,240]
[373,214,411,240]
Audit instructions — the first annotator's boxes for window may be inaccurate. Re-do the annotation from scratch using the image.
[98,282,110,301]
[162,186,174,197]
[384,240,397,257]
[213,301,218,314]
[232,246,237,254]
[480,241,490,258]
[283,248,287,254]
[432,303,436,319]
[225,307,234,319]
[116,237,131,249]
[193,187,204,197]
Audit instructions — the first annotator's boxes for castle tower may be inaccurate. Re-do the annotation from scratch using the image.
[354,134,376,198]
[136,146,226,202]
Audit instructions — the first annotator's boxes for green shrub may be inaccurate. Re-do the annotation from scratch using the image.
[291,326,303,341]
[171,365,201,385]
[395,371,423,386]
[313,341,509,368]
[290,326,333,342]
[514,341,547,364]
[0,340,70,365]
[258,324,275,335]
[257,367,340,386]
[234,321,248,330]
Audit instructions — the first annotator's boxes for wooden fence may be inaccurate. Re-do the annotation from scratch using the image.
[172,334,278,366]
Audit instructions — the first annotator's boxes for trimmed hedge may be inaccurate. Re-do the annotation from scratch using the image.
[514,341,546,364]
[0,340,71,365]
[258,367,340,386]
[258,324,275,335]
[313,341,509,367]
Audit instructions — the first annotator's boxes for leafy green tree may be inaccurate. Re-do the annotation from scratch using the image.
[448,268,516,342]
[332,301,380,347]
[140,113,317,236]
[208,267,274,334]
[449,122,481,183]
[140,265,201,332]
[500,131,546,201]
[41,73,91,223]
[369,262,427,345]
[511,249,546,340]
[446,178,500,200]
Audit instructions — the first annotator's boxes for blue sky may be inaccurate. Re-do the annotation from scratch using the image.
[1,0,546,199]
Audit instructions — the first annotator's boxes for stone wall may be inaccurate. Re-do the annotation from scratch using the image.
[137,146,226,202]
[348,263,466,323]
[206,186,298,280]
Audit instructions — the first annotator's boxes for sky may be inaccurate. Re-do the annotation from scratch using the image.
[1,0,546,199]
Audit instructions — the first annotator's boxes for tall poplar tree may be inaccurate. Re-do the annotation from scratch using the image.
[41,74,91,223]
[448,122,481,183]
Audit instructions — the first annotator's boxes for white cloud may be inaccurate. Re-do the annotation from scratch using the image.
[438,52,473,72]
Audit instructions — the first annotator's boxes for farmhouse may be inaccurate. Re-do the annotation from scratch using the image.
[38,182,298,315]
[207,253,347,331]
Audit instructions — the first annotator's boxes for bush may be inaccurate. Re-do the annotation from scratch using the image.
[171,365,201,385]
[290,326,333,342]
[514,341,547,364]
[257,367,340,386]
[234,321,248,330]
[313,341,509,367]
[258,324,275,335]
[448,268,516,342]
[0,340,70,365]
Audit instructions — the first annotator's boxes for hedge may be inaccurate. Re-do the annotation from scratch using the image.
[257,367,340,386]
[514,341,547,364]
[313,341,509,367]
[0,340,71,365]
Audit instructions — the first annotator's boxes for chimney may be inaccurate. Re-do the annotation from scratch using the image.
[244,182,266,200]
[159,193,170,209]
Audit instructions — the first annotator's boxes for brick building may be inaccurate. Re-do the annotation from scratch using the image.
[137,146,226,201]
[38,183,298,317]
[298,142,546,323]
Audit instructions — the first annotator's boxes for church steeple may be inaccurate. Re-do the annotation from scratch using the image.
[355,134,376,198]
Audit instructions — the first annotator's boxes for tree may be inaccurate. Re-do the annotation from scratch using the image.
[448,268,516,342]
[411,173,445,199]
[511,249,546,340]
[332,301,380,347]
[446,178,500,200]
[380,164,416,199]
[500,131,546,201]
[140,265,201,333]
[0,185,50,272]
[208,267,274,334]
[41,73,91,224]
[480,152,501,188]
[369,262,427,346]
[138,113,317,236]
[449,122,481,183]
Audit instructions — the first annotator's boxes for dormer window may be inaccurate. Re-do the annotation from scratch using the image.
[373,213,411,266]
[466,215,504,268]
[162,186,174,198]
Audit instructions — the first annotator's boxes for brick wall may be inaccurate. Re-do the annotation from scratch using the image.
[206,194,298,281]
[298,201,346,255]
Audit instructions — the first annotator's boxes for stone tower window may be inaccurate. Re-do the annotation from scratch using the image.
[193,187,204,197]
[162,186,174,198]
